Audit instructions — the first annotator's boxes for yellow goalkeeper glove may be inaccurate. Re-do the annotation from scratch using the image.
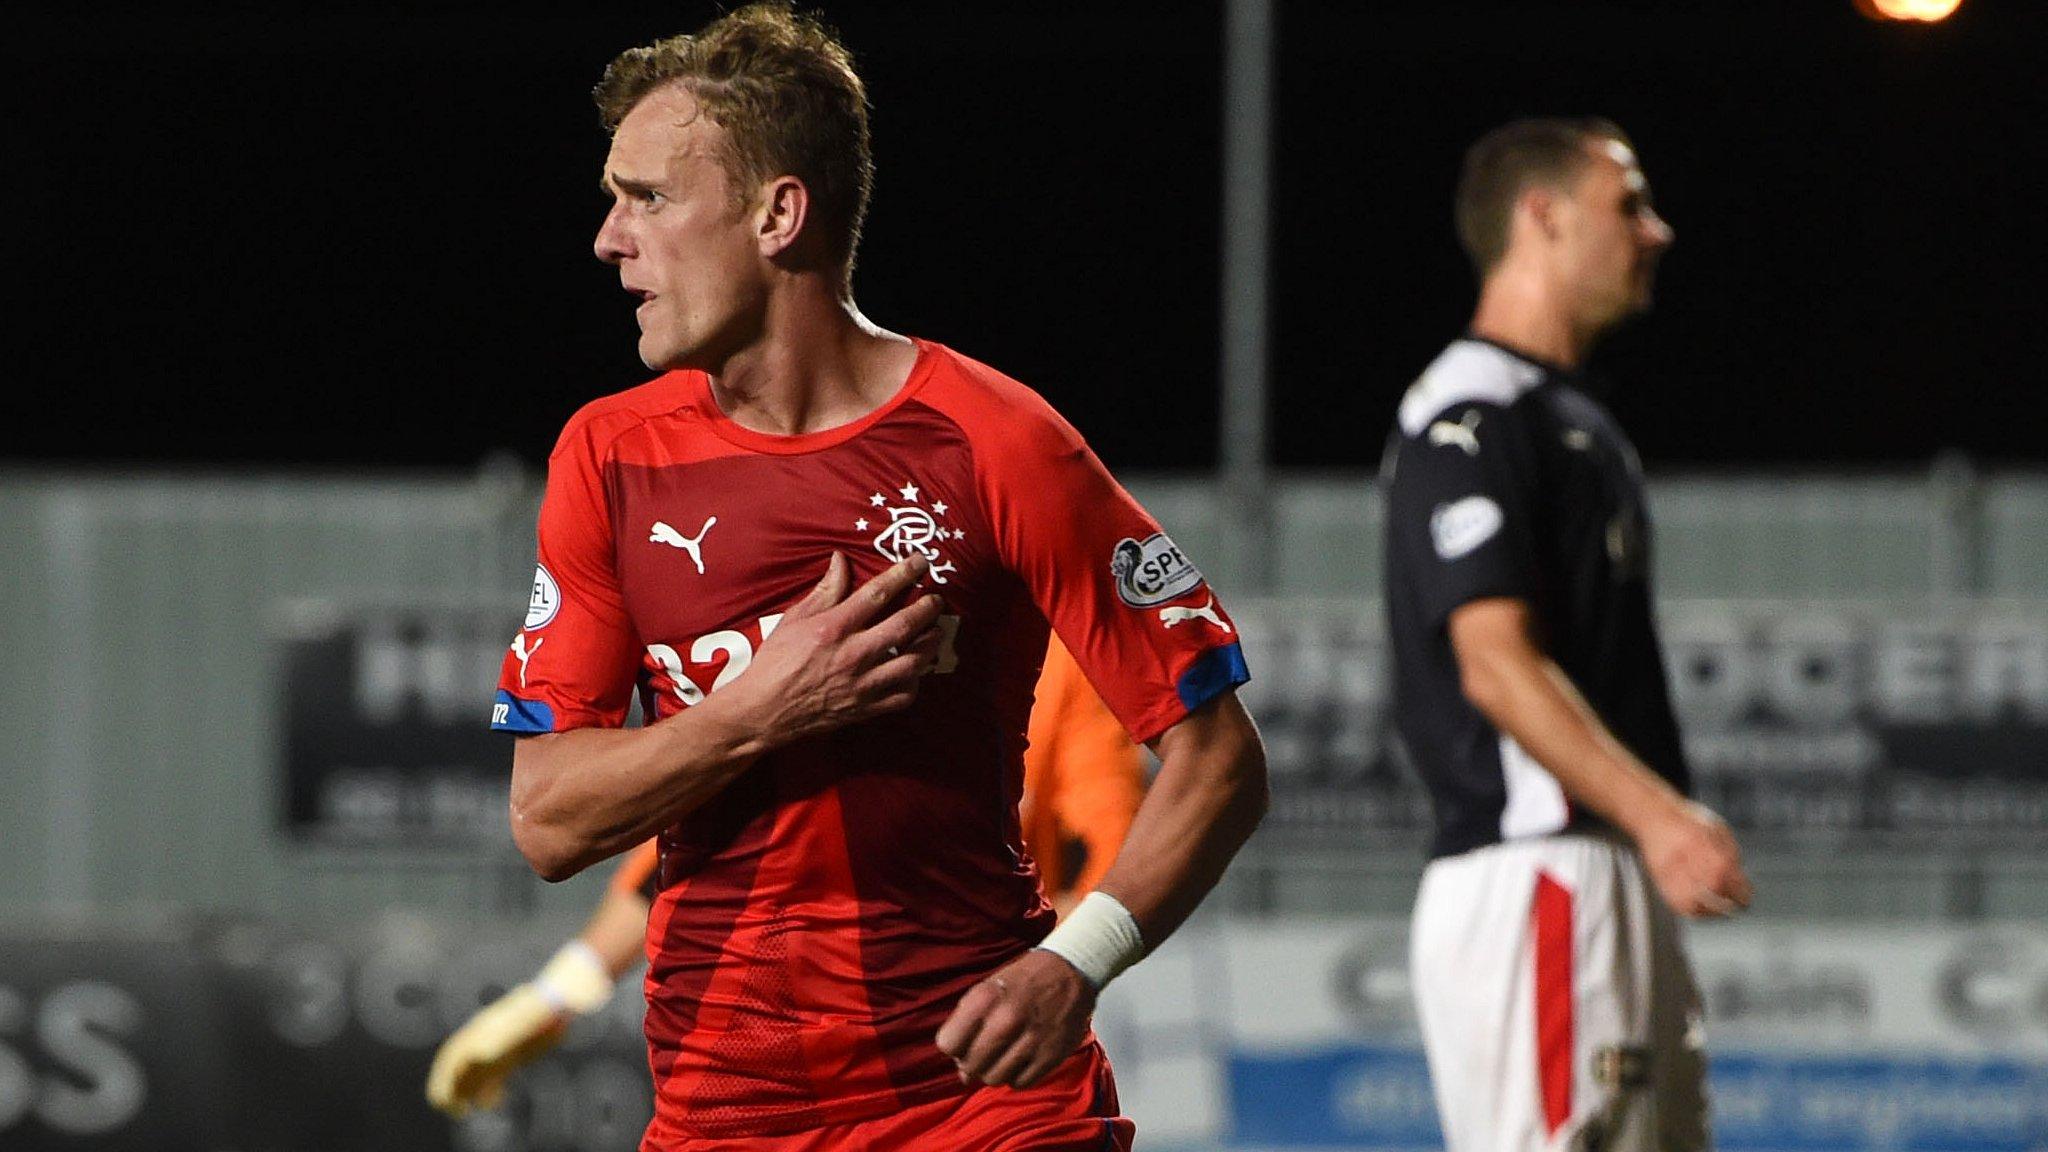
[426,942,615,1117]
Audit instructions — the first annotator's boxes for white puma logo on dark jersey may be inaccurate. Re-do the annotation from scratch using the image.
[1428,410,1482,456]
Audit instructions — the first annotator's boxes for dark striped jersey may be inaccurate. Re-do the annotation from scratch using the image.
[491,338,1248,1140]
[1380,337,1689,861]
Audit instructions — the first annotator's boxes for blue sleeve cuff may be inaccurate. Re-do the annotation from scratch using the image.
[1175,642,1250,713]
[491,690,556,734]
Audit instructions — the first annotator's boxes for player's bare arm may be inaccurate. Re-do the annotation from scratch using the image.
[937,690,1266,1088]
[510,552,943,880]
[1098,691,1267,942]
[1447,595,1752,918]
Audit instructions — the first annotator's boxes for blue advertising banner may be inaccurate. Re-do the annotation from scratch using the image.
[1225,1045,2048,1151]
[1095,918,2048,1152]
[1227,1045,1439,1147]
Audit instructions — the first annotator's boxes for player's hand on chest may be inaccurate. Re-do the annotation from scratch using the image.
[614,464,986,709]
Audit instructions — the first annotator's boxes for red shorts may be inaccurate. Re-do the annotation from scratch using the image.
[643,1037,1134,1152]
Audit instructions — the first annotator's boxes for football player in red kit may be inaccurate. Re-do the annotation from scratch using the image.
[490,6,1267,1150]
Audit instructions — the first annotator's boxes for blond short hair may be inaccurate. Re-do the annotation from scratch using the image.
[595,3,874,290]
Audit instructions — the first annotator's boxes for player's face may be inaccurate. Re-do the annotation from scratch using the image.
[1554,140,1675,333]
[594,85,767,371]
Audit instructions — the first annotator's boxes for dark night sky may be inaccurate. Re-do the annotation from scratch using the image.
[6,1,2042,473]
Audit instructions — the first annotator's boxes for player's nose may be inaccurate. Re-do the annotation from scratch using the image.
[594,203,633,264]
[1642,209,1674,253]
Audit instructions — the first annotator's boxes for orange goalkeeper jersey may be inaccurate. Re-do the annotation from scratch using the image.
[1020,634,1146,903]
[609,839,662,902]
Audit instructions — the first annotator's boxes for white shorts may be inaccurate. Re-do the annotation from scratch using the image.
[1410,834,1707,1152]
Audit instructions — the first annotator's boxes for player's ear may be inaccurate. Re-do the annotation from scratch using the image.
[756,175,811,259]
[1520,184,1563,245]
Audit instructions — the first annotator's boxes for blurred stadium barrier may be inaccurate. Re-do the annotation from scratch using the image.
[3,463,2044,1150]
[3,909,2044,1150]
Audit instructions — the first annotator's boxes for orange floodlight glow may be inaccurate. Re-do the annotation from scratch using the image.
[1855,0,1963,22]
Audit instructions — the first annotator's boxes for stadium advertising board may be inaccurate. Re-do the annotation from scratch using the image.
[0,915,649,1152]
[1234,600,2048,842]
[275,597,2048,845]
[1095,918,2048,1151]
[276,600,523,844]
[6,915,2043,1151]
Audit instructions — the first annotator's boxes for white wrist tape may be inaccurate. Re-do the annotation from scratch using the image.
[532,941,614,1016]
[1034,892,1146,991]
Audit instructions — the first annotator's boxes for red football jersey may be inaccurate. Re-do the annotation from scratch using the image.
[491,338,1247,1140]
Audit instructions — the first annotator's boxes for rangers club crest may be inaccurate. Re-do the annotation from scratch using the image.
[856,481,959,584]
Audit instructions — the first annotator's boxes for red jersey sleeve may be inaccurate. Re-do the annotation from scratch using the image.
[957,369,1249,744]
[491,406,643,734]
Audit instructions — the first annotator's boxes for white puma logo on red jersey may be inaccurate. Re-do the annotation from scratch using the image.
[509,633,543,688]
[1158,597,1231,634]
[650,517,717,574]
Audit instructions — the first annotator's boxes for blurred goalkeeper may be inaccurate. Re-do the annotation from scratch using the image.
[426,840,658,1117]
[427,634,1146,1117]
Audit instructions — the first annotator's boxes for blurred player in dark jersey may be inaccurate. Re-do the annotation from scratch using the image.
[487,6,1264,1148]
[430,639,1146,1116]
[1381,118,1751,1150]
